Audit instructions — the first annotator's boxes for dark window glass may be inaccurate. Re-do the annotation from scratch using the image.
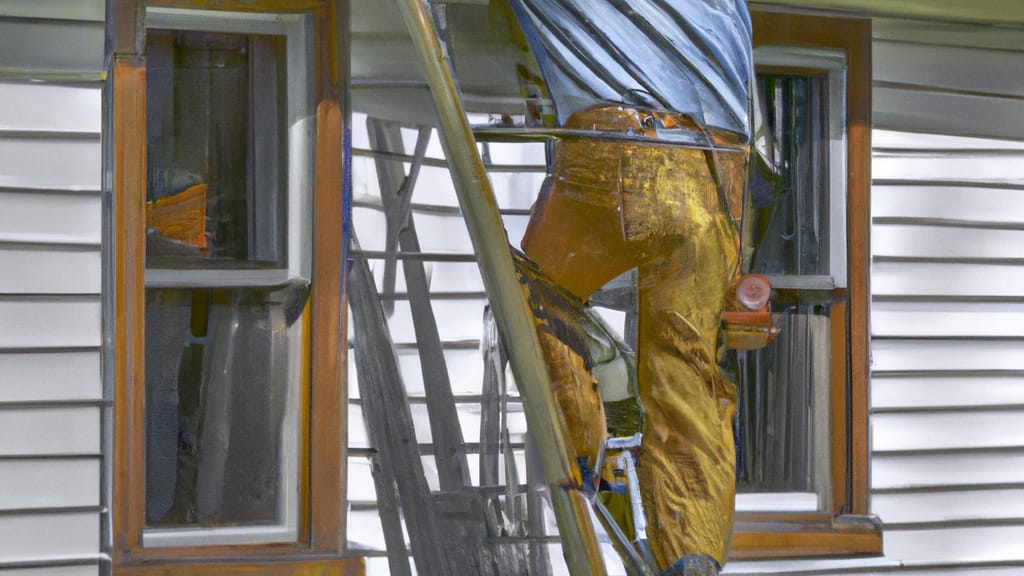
[737,73,833,496]
[143,29,302,533]
[145,30,288,270]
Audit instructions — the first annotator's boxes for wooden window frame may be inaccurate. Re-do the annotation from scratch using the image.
[726,9,878,560]
[108,0,360,573]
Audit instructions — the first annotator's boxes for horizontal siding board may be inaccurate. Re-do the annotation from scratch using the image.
[346,509,391,552]
[0,248,100,294]
[348,401,525,449]
[883,526,1024,563]
[0,407,100,456]
[874,41,1024,98]
[871,302,1024,338]
[873,410,1024,452]
[396,347,485,397]
[490,171,547,212]
[0,192,100,245]
[873,340,1024,373]
[385,298,486,343]
[399,126,447,160]
[0,459,99,510]
[0,351,101,403]
[0,300,100,349]
[872,262,1024,298]
[873,451,1024,491]
[410,211,473,253]
[350,206,386,251]
[0,0,104,21]
[0,20,104,75]
[503,213,531,247]
[370,259,485,294]
[0,568,99,576]
[872,185,1024,223]
[872,488,1024,524]
[872,226,1024,260]
[351,87,442,127]
[486,140,547,165]
[873,17,1024,53]
[0,512,99,564]
[346,457,378,502]
[0,138,100,191]
[872,376,1024,410]
[352,157,543,213]
[873,129,1024,150]
[874,87,1024,142]
[0,84,101,134]
[873,153,1024,184]
[398,164,457,206]
[348,452,520,504]
[347,405,370,449]
[348,453,492,504]
[350,36,424,83]
[347,347,486,400]
[721,557,897,575]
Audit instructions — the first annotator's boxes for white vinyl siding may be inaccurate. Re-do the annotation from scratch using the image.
[0,300,102,348]
[0,513,100,564]
[0,18,104,80]
[0,460,101,509]
[0,192,102,245]
[0,3,105,574]
[0,351,102,402]
[0,248,101,294]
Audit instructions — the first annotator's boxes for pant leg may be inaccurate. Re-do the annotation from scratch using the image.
[636,223,739,568]
[521,106,745,571]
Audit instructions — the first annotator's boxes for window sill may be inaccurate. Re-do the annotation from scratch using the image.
[729,514,883,560]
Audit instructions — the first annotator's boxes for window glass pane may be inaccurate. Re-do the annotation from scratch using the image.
[144,285,304,528]
[750,74,830,277]
[736,72,833,499]
[736,308,830,494]
[145,29,288,270]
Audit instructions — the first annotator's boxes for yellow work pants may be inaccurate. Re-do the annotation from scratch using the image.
[521,106,745,569]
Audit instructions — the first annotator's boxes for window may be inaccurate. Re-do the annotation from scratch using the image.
[142,7,311,547]
[735,48,847,508]
[109,1,356,573]
[727,10,877,558]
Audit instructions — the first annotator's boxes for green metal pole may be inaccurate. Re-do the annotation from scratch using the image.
[392,1,606,574]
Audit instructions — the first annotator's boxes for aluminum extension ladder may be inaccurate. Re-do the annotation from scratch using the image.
[347,0,613,574]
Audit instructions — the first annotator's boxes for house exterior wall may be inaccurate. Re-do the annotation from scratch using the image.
[0,1,107,574]
[3,2,1022,575]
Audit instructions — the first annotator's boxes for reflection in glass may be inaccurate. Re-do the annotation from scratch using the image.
[736,73,832,495]
[145,29,288,270]
[144,285,304,528]
[143,27,303,531]
[751,74,830,277]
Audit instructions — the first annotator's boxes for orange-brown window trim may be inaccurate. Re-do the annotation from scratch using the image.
[109,1,359,573]
[727,9,878,560]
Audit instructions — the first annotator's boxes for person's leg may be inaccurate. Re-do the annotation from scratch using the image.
[521,106,745,572]
[635,225,739,569]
